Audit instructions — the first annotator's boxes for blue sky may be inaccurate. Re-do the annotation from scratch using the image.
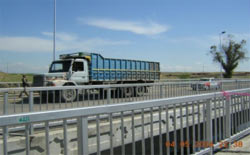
[0,0,249,73]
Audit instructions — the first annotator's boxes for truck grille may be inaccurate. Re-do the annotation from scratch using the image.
[33,75,45,87]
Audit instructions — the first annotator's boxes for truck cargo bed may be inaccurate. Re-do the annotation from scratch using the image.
[90,53,160,82]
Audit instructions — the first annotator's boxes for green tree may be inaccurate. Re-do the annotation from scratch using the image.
[210,35,248,78]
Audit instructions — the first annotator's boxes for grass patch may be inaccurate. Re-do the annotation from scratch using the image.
[177,73,191,79]
[0,72,33,82]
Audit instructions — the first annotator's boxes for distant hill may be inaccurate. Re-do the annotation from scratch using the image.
[160,72,250,79]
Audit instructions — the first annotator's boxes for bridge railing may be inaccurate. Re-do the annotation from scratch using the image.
[0,79,250,115]
[0,88,250,154]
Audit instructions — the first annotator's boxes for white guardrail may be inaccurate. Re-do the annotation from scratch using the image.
[0,80,250,115]
[0,88,250,154]
[0,79,250,115]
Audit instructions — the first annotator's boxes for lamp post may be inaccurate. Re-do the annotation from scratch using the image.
[219,31,226,79]
[53,0,56,61]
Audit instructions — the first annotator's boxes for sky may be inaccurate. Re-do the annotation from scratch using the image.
[0,0,249,73]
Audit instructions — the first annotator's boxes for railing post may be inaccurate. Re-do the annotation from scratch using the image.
[77,116,89,155]
[196,82,199,94]
[160,85,163,98]
[4,92,8,115]
[206,99,213,155]
[29,91,34,112]
[3,126,8,155]
[107,88,111,104]
[225,96,231,139]
[236,80,238,89]
[221,81,223,91]
[3,92,8,155]
[29,91,34,134]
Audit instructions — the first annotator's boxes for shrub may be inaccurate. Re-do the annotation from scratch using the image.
[178,73,191,79]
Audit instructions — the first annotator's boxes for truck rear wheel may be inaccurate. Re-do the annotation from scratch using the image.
[135,86,145,96]
[124,87,134,97]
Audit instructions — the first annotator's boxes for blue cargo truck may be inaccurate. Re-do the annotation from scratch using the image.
[33,52,160,101]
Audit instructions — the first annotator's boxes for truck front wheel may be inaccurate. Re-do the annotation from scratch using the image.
[62,89,77,102]
[62,83,77,102]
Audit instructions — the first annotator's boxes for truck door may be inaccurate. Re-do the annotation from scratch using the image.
[70,59,89,84]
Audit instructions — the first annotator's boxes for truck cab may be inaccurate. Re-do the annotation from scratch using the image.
[33,52,90,87]
[49,58,89,85]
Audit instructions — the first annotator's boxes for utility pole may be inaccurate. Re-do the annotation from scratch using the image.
[53,0,56,61]
[219,31,226,79]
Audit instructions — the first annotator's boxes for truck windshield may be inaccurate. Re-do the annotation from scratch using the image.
[49,61,71,73]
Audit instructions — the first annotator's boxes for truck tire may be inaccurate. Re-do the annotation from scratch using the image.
[124,87,134,97]
[61,83,77,102]
[136,86,145,96]
[62,89,77,102]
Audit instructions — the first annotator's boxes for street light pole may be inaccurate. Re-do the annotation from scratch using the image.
[53,0,56,61]
[219,31,226,79]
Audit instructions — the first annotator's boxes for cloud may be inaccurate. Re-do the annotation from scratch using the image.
[3,62,49,73]
[167,33,250,50]
[0,33,130,53]
[0,36,53,52]
[167,36,215,49]
[208,33,250,45]
[233,33,250,40]
[42,32,77,41]
[78,18,169,35]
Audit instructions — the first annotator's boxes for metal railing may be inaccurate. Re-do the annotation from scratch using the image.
[0,88,250,154]
[1,79,250,116]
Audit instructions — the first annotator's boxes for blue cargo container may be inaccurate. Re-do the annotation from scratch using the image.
[89,53,160,82]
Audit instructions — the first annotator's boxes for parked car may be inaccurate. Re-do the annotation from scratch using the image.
[191,78,221,90]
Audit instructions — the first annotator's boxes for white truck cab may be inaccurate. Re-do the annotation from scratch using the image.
[33,53,90,87]
[49,58,89,85]
[33,53,91,101]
